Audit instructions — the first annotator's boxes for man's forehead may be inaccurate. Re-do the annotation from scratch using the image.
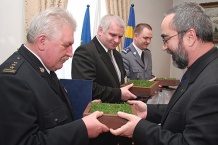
[161,15,174,35]
[162,14,174,27]
[107,26,124,35]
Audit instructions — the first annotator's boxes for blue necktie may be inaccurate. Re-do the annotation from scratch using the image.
[177,72,187,89]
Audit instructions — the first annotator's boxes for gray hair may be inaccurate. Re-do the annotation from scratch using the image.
[165,2,213,42]
[27,7,77,43]
[98,14,125,32]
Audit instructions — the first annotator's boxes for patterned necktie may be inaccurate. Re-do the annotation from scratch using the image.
[108,50,121,82]
[141,51,144,64]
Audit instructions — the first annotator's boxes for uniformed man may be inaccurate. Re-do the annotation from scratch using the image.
[121,23,155,81]
[0,7,108,145]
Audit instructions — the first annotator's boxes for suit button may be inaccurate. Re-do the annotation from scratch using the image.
[54,118,58,123]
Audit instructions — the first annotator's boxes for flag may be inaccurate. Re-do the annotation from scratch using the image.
[81,5,91,45]
[123,4,135,49]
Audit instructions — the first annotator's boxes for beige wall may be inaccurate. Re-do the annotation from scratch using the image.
[174,0,218,5]
[0,0,25,64]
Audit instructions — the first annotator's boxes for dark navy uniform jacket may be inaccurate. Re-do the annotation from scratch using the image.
[0,44,89,145]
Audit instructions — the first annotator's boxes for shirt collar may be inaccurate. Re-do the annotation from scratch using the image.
[133,42,143,56]
[96,37,110,53]
[24,44,50,74]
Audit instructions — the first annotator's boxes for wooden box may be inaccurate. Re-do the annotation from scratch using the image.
[121,80,159,96]
[156,78,180,86]
[83,102,136,129]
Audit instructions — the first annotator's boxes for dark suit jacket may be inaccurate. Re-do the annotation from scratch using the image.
[121,43,154,80]
[71,37,126,103]
[132,47,218,145]
[0,45,89,145]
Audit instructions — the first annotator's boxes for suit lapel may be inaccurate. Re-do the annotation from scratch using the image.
[49,73,73,113]
[101,50,120,84]
[129,45,144,67]
[93,37,120,85]
[161,47,218,124]
[161,73,189,124]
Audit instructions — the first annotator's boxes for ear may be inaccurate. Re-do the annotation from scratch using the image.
[133,33,138,39]
[185,28,196,47]
[98,27,103,35]
[36,34,46,51]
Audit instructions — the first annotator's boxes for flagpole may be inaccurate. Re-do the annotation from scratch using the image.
[123,4,135,49]
[81,4,91,45]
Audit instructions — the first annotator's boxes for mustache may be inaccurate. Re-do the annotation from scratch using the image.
[61,56,69,62]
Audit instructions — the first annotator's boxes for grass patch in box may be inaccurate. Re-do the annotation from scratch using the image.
[121,80,159,96]
[83,102,136,129]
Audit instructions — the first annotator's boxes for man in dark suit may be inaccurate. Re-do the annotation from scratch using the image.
[71,14,136,103]
[110,2,218,145]
[71,14,137,145]
[121,23,155,81]
[0,7,109,145]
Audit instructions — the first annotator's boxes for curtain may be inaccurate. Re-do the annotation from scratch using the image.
[24,0,68,40]
[93,0,102,37]
[105,0,130,52]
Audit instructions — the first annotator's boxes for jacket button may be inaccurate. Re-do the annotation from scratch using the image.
[54,118,58,123]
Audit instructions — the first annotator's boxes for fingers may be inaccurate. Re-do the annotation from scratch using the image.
[92,111,109,132]
[149,77,156,81]
[117,111,132,121]
[92,99,102,103]
[131,93,137,99]
[127,100,140,105]
[125,83,134,88]
[101,123,109,132]
[110,128,122,136]
[92,111,104,118]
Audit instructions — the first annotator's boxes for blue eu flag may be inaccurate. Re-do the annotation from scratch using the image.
[81,5,91,45]
[123,4,135,49]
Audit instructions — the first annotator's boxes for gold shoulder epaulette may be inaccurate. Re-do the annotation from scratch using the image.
[2,57,23,74]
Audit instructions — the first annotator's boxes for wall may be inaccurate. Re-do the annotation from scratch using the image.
[174,0,218,5]
[0,0,25,64]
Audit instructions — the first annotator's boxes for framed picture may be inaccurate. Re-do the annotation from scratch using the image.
[200,2,218,43]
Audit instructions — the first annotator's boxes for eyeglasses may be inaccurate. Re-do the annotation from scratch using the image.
[161,30,187,44]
